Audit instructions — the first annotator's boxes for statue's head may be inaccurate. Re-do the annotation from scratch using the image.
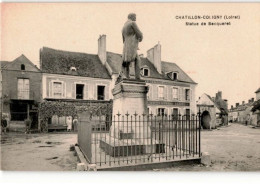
[128,13,136,21]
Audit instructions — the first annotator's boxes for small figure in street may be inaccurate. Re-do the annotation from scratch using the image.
[73,116,78,132]
[67,116,72,132]
[1,117,8,134]
[25,118,32,134]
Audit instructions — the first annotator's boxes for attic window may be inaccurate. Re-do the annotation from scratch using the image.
[168,72,178,80]
[70,67,77,71]
[173,72,178,80]
[21,64,25,70]
[141,67,150,77]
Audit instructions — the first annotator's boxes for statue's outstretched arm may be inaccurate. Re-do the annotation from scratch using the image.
[132,22,143,42]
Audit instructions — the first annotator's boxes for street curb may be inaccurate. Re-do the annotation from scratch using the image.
[75,145,89,171]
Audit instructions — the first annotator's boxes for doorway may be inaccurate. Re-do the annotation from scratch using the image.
[201,111,211,129]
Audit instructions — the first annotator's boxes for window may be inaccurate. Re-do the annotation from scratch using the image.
[185,89,190,101]
[21,64,25,70]
[158,86,164,99]
[53,82,62,98]
[168,72,178,80]
[158,108,166,116]
[172,108,179,119]
[76,84,84,99]
[185,109,191,120]
[97,85,105,100]
[173,72,178,80]
[172,87,178,100]
[143,68,149,77]
[70,67,76,71]
[17,78,29,99]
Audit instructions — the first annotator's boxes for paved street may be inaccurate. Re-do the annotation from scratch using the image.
[0,133,77,171]
[162,123,260,171]
[1,123,260,171]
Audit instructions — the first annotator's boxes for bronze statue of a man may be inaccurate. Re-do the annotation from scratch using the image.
[120,13,143,80]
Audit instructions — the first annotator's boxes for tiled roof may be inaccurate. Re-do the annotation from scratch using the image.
[1,61,10,69]
[106,52,196,84]
[40,47,111,79]
[1,55,40,71]
[255,87,260,93]
[161,61,196,84]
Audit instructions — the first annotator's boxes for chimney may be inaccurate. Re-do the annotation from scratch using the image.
[251,98,254,102]
[147,42,161,73]
[216,91,222,100]
[242,101,245,105]
[236,103,239,107]
[98,34,106,65]
[231,105,233,109]
[248,99,251,103]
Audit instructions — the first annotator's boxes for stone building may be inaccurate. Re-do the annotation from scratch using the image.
[40,46,112,130]
[251,88,260,126]
[101,35,197,117]
[197,91,228,129]
[40,34,197,126]
[1,55,42,131]
[229,96,256,125]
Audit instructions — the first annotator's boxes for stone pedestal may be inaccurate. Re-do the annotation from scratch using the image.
[100,79,165,157]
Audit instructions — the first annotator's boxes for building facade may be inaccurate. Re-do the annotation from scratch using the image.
[101,34,197,117]
[1,55,42,130]
[40,46,112,130]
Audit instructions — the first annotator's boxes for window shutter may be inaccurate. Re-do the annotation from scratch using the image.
[88,85,94,99]
[164,86,167,100]
[62,82,66,98]
[149,85,152,100]
[49,81,52,98]
[154,85,158,100]
[168,87,172,101]
[72,83,75,99]
[85,84,88,99]
[105,86,109,100]
[190,89,192,101]
[179,87,182,101]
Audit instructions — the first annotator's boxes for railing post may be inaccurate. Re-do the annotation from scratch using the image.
[198,111,201,157]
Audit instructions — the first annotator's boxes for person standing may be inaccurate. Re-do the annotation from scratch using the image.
[73,116,78,132]
[66,116,72,132]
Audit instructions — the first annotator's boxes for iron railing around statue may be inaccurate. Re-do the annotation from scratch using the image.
[78,113,201,168]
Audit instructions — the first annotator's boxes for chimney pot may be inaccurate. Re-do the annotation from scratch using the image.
[98,34,106,65]
[147,43,161,73]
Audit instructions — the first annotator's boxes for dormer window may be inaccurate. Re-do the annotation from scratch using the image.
[70,67,77,71]
[168,72,178,80]
[21,64,25,70]
[173,72,178,80]
[141,66,150,77]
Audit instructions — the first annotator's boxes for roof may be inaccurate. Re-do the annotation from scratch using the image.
[1,61,10,69]
[106,52,196,84]
[202,93,228,114]
[161,61,196,84]
[251,99,260,112]
[1,55,40,72]
[255,88,260,93]
[40,47,111,79]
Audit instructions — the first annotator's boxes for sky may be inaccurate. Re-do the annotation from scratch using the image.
[1,3,260,108]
